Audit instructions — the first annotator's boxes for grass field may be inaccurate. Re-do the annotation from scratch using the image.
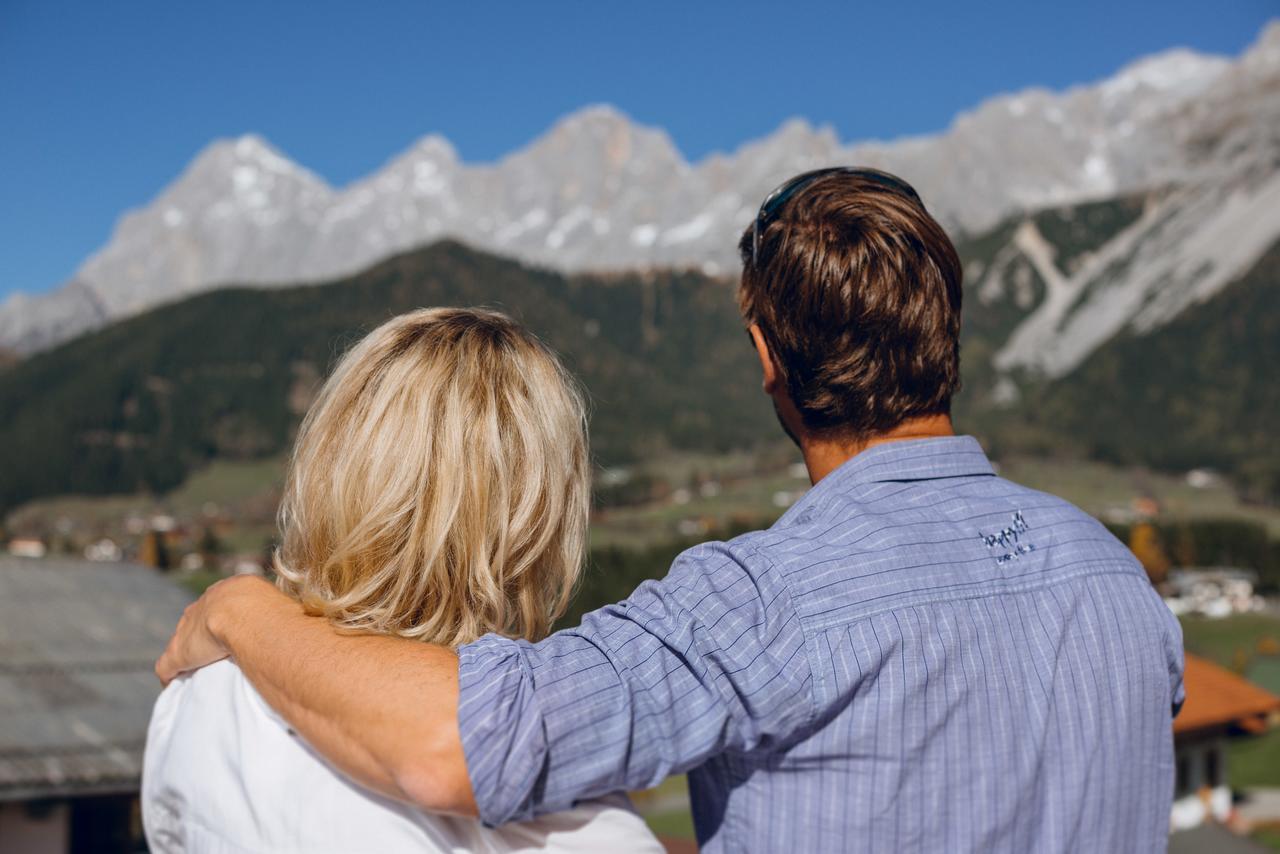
[633,775,697,840]
[1180,614,1280,675]
[1253,824,1280,850]
[1230,728,1280,790]
[9,455,285,521]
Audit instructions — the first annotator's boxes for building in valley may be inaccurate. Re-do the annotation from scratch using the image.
[1170,653,1280,832]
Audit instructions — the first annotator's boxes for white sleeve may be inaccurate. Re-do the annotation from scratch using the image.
[140,677,191,854]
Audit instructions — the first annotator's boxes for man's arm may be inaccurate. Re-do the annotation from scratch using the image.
[155,575,476,814]
[454,541,815,824]
[158,541,815,824]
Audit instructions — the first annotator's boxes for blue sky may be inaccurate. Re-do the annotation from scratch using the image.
[1,0,1274,299]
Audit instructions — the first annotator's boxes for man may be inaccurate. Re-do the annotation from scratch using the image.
[158,168,1184,852]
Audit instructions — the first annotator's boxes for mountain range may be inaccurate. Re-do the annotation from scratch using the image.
[2,187,1276,514]
[2,20,1277,384]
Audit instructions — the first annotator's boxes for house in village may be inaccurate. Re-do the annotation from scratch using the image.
[0,556,190,853]
[1171,653,1280,832]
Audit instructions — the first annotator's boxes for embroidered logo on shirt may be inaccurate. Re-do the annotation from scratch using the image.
[980,510,1035,565]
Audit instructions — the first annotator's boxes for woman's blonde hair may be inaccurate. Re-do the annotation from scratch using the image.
[273,307,590,647]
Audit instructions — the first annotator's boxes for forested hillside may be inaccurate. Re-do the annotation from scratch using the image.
[2,212,1277,515]
[0,241,773,513]
[1017,240,1280,502]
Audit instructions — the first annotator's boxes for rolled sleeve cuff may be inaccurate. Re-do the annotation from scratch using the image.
[457,634,548,826]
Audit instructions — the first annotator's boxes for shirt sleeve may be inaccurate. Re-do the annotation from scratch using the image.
[1169,622,1186,719]
[456,539,816,826]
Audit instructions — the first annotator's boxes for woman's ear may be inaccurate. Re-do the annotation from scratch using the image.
[748,324,782,395]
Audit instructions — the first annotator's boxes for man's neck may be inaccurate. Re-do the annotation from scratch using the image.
[800,414,955,485]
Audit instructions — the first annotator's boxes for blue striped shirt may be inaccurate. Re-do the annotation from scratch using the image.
[458,436,1185,852]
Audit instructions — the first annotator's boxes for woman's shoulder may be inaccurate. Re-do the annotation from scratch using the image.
[145,660,321,850]
[143,660,260,851]
[144,660,468,853]
[147,659,243,756]
[152,658,242,710]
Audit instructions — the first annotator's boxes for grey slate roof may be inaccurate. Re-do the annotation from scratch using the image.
[0,556,192,801]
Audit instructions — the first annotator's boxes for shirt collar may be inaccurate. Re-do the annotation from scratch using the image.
[778,435,995,524]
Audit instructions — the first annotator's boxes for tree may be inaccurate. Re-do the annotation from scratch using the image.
[139,529,171,571]
[198,526,223,566]
[1171,523,1197,568]
[1129,522,1170,587]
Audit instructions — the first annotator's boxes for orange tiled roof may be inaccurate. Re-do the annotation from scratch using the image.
[1174,653,1280,735]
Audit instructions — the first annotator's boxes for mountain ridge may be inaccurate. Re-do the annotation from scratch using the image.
[3,197,1276,516]
[4,21,1276,362]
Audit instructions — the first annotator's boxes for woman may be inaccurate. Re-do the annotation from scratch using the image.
[142,308,663,853]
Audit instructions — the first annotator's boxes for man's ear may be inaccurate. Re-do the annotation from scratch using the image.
[748,324,782,395]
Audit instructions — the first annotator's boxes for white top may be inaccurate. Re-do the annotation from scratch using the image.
[142,659,664,854]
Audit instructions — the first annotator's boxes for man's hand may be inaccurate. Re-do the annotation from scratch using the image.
[155,574,284,686]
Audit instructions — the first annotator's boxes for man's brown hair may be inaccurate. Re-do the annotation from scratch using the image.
[737,169,963,441]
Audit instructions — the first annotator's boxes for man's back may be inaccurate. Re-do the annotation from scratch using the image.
[687,436,1183,851]
[459,437,1183,852]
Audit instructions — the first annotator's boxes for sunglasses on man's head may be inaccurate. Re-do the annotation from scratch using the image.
[750,167,923,269]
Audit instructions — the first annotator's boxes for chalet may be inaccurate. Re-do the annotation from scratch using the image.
[1171,653,1280,831]
[6,538,46,559]
[0,557,191,853]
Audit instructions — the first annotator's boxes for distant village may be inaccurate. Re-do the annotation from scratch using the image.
[3,485,283,590]
[7,512,266,580]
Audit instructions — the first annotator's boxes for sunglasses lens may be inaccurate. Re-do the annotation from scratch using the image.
[751,168,922,268]
[752,169,837,267]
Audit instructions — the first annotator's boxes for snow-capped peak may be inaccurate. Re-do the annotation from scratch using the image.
[189,134,316,178]
[522,102,685,164]
[1101,48,1229,101]
[550,103,635,134]
[231,134,303,174]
